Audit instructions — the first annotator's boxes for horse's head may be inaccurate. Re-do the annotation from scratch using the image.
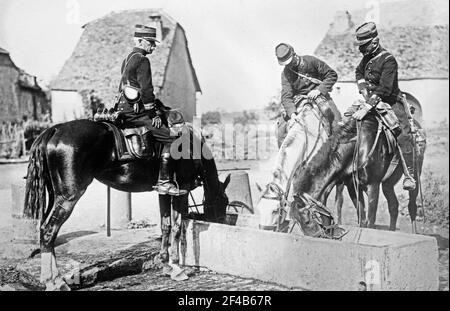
[290,193,339,238]
[218,173,231,206]
[203,173,230,223]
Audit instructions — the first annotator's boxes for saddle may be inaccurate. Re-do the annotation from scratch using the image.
[95,103,187,162]
[100,122,162,161]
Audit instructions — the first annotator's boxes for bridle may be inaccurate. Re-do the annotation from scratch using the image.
[293,193,347,239]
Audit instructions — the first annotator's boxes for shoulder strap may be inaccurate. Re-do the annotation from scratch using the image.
[118,53,142,91]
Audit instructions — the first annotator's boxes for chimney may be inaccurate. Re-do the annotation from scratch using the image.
[148,13,163,43]
[346,11,355,30]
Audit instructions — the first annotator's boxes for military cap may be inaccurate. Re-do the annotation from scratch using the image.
[134,24,159,43]
[354,22,378,46]
[275,43,295,66]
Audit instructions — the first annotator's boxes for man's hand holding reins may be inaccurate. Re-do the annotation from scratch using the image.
[307,89,321,101]
[352,103,372,121]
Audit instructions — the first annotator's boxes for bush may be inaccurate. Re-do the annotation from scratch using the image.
[24,120,52,150]
[264,98,281,119]
[201,111,221,126]
[420,170,449,227]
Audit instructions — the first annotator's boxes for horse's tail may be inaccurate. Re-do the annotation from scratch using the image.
[23,127,55,222]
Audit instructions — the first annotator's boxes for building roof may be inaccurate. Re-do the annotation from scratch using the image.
[51,9,201,104]
[315,0,449,81]
[0,47,10,55]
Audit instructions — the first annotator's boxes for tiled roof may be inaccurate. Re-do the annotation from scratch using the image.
[0,47,9,55]
[51,9,200,105]
[315,0,449,81]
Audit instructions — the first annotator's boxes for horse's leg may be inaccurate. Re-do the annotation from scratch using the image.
[166,194,189,281]
[170,194,188,265]
[382,181,399,231]
[178,194,189,266]
[408,154,424,234]
[40,193,82,290]
[408,187,419,234]
[366,183,381,229]
[159,194,171,262]
[334,183,344,225]
[346,181,366,227]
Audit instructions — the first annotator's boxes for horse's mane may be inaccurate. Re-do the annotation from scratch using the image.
[295,119,357,193]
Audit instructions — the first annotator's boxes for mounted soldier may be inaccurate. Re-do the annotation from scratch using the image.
[114,24,187,196]
[276,43,341,146]
[258,43,343,231]
[348,22,416,191]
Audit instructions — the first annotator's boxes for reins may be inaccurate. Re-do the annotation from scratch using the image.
[294,193,348,239]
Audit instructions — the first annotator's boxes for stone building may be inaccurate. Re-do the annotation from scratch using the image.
[0,47,50,123]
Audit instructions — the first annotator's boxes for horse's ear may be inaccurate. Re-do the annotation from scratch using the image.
[223,174,231,190]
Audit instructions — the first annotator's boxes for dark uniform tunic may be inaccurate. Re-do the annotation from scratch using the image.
[116,47,172,144]
[278,55,341,146]
[354,47,413,153]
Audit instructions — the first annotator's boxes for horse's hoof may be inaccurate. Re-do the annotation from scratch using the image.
[169,264,189,281]
[45,278,71,291]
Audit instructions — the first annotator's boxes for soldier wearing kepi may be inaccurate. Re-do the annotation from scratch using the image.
[351,22,416,190]
[116,24,187,196]
[275,43,341,146]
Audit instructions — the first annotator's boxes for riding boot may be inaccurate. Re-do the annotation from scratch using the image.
[156,150,188,196]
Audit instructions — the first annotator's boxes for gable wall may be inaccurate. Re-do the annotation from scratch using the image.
[159,26,197,122]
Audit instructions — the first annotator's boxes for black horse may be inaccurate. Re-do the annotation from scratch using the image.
[289,111,425,236]
[23,119,230,290]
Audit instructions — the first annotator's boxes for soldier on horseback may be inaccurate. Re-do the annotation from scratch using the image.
[115,24,187,196]
[349,22,416,191]
[258,44,342,231]
[275,43,341,145]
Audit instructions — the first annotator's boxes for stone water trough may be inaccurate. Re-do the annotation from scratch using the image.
[183,214,439,291]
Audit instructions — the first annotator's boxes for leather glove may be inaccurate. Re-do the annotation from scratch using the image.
[360,89,369,101]
[352,103,372,121]
[307,89,321,100]
[367,94,381,107]
[152,115,162,128]
[144,103,155,110]
[133,103,141,114]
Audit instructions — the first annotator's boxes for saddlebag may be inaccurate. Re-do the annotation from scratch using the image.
[376,102,401,137]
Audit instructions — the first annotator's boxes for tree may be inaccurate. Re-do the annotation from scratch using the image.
[201,111,221,126]
[264,93,282,120]
[233,110,259,125]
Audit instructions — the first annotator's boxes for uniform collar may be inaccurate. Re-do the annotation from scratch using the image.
[368,45,384,58]
[132,47,148,55]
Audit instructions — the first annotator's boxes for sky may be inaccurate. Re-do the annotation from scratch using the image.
[0,0,390,112]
